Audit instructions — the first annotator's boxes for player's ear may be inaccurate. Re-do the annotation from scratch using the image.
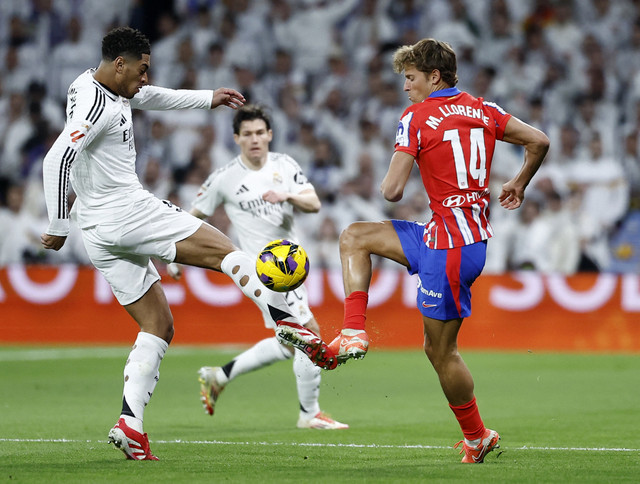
[429,69,441,84]
[233,133,240,145]
[114,56,126,73]
[267,129,274,142]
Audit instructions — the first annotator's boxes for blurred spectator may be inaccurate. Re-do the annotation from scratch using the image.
[565,133,629,270]
[197,42,235,91]
[544,0,584,59]
[0,92,33,179]
[308,214,342,270]
[284,0,359,78]
[621,131,640,210]
[306,137,343,205]
[49,16,97,101]
[0,181,46,264]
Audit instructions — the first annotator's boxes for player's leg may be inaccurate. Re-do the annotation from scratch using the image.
[107,281,171,460]
[82,223,168,460]
[198,338,292,416]
[419,241,498,463]
[329,221,410,363]
[423,315,499,463]
[339,220,409,294]
[294,316,349,430]
[175,222,336,369]
[422,315,473,406]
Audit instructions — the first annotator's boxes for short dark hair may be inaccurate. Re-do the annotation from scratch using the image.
[393,38,458,86]
[101,27,151,61]
[232,105,272,134]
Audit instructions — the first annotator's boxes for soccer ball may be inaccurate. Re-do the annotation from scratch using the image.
[256,239,309,292]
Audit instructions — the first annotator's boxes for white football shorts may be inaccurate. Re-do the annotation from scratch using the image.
[260,283,313,329]
[81,196,202,305]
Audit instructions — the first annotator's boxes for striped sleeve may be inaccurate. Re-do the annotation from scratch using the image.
[42,83,110,236]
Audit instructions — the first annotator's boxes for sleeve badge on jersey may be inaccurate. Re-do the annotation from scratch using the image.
[70,124,90,143]
[294,170,308,185]
[395,112,413,147]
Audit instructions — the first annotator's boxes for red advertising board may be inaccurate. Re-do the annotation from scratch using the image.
[1,266,638,352]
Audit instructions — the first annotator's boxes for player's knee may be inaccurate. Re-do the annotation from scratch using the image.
[339,223,363,253]
[424,342,458,372]
[142,315,174,343]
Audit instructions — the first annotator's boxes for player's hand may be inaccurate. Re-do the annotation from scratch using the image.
[498,180,525,210]
[41,233,67,251]
[167,262,184,280]
[262,190,287,204]
[211,88,245,110]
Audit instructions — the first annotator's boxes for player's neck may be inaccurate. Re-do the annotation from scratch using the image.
[93,63,118,95]
[240,154,267,170]
[429,81,451,96]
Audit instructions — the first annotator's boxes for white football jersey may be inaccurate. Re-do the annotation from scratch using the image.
[192,152,314,256]
[43,68,213,235]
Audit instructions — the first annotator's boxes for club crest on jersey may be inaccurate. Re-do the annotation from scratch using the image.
[273,172,283,184]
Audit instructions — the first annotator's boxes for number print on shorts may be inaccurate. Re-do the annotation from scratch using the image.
[442,128,487,189]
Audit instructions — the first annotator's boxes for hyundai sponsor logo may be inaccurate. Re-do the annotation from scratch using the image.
[443,194,466,207]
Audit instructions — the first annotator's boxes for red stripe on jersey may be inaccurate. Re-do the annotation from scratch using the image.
[445,246,462,317]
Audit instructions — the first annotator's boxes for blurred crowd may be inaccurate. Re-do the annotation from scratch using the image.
[0,0,639,274]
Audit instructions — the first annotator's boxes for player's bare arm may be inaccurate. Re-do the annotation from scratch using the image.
[211,88,245,110]
[380,151,415,202]
[262,188,321,213]
[499,116,550,210]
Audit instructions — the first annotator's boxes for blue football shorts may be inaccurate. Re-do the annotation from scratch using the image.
[392,219,487,321]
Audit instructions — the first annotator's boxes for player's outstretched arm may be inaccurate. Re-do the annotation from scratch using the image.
[211,88,245,110]
[499,116,550,210]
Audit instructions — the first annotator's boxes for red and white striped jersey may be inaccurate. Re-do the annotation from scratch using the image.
[395,87,511,249]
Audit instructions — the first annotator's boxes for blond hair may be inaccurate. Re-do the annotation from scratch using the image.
[392,38,458,86]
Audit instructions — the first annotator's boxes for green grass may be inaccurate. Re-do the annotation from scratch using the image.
[0,346,638,483]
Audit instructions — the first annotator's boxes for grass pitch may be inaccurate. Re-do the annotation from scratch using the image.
[0,346,638,483]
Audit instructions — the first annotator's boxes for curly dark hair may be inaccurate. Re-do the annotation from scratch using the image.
[101,27,151,61]
[232,105,272,134]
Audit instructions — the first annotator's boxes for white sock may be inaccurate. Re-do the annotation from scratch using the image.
[221,337,291,383]
[221,250,298,326]
[120,332,168,433]
[294,349,321,418]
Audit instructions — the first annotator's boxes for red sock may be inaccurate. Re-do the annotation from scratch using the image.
[449,396,485,441]
[343,291,368,331]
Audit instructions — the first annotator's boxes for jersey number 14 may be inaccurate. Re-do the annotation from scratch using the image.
[442,128,487,189]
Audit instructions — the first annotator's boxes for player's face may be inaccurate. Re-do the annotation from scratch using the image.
[403,66,430,104]
[116,54,150,99]
[234,119,273,166]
